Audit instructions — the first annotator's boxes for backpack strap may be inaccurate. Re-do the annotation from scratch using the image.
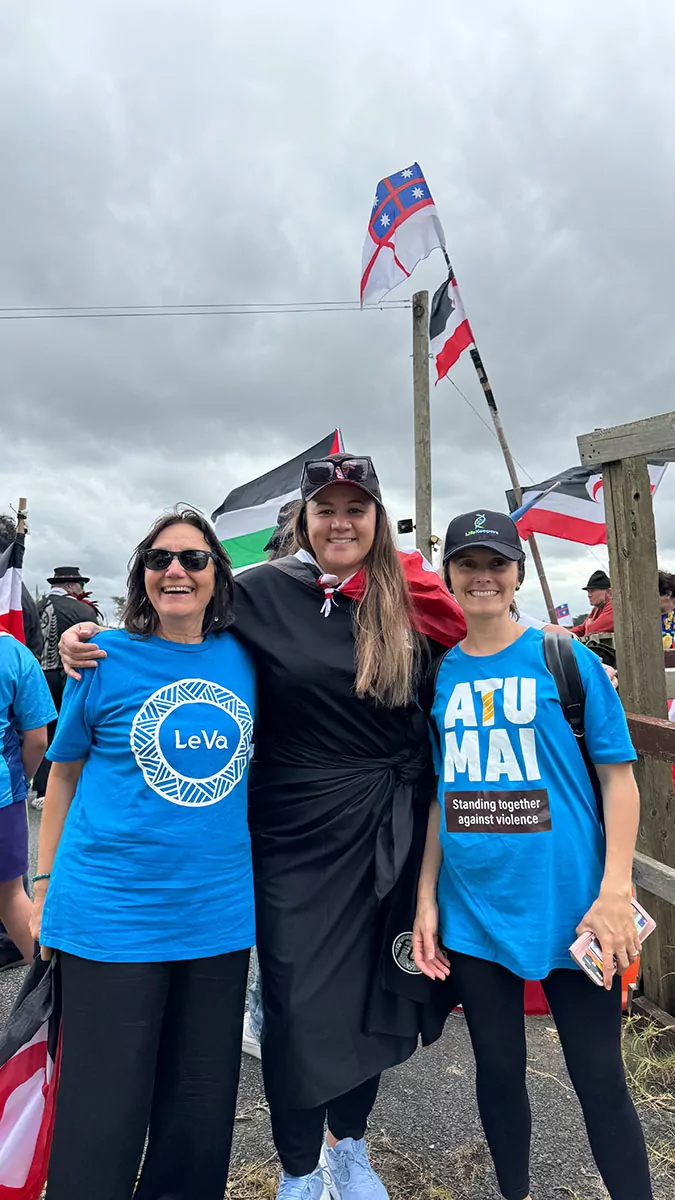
[543,632,604,824]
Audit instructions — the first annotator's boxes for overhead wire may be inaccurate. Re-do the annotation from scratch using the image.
[0,299,411,320]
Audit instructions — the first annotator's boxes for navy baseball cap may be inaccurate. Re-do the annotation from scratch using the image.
[443,509,524,563]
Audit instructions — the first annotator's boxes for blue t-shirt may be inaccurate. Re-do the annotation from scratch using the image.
[0,632,57,810]
[42,629,256,963]
[430,628,636,980]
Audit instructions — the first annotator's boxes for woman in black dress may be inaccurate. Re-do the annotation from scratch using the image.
[59,454,465,1200]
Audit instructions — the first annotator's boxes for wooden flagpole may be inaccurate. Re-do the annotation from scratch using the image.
[467,348,557,623]
[412,291,432,556]
[16,498,27,538]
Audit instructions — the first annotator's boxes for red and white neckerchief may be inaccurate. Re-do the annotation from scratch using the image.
[294,550,355,618]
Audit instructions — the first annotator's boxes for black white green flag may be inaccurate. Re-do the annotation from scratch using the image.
[212,430,343,569]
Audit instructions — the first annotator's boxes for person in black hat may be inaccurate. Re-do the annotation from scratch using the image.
[570,570,613,638]
[412,509,650,1200]
[32,568,99,805]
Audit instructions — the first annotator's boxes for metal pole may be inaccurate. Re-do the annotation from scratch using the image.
[412,290,432,556]
[469,348,558,623]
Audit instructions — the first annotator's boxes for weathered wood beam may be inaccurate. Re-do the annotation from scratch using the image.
[633,851,675,906]
[627,713,675,761]
[603,456,675,1013]
[629,995,675,1048]
[578,411,675,465]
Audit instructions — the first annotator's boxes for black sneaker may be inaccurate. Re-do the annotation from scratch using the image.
[0,944,28,972]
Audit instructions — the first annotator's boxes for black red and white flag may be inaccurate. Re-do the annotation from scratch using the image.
[0,957,62,1198]
[430,268,474,382]
[0,534,25,643]
[507,462,668,546]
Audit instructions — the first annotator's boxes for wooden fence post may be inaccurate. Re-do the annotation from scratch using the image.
[603,456,675,1013]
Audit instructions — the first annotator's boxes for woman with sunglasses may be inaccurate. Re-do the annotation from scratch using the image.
[31,507,256,1200]
[413,510,652,1200]
[59,455,465,1200]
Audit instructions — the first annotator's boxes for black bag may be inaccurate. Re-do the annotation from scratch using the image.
[542,632,604,823]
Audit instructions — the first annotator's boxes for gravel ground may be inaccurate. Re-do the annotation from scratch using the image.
[4,808,673,1199]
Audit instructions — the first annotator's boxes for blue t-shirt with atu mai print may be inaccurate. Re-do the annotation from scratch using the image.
[429,629,635,980]
[42,629,256,962]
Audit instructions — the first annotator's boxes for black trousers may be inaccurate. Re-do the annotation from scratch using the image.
[47,949,249,1200]
[269,1074,381,1176]
[450,951,652,1200]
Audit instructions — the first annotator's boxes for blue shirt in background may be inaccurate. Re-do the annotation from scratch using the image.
[0,632,57,810]
[42,629,256,963]
[430,628,636,979]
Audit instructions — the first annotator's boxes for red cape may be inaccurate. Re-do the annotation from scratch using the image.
[339,549,466,649]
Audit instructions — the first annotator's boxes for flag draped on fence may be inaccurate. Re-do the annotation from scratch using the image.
[360,164,445,306]
[506,462,668,546]
[429,269,474,381]
[0,534,25,642]
[212,430,344,569]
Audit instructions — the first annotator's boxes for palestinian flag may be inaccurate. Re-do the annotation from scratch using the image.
[212,430,344,569]
[506,462,668,546]
[0,534,25,642]
[430,268,474,383]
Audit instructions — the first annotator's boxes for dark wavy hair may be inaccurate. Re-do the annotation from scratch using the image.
[123,506,234,638]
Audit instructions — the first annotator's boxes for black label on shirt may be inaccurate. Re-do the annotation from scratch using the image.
[444,789,551,833]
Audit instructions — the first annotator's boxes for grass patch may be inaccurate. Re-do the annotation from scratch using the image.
[367,1130,491,1200]
[623,1016,675,1114]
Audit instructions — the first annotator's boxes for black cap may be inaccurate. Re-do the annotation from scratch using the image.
[583,569,611,591]
[443,510,524,563]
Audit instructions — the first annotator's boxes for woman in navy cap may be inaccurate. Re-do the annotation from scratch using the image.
[413,510,651,1200]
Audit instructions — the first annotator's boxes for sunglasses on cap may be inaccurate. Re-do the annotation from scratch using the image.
[301,456,381,502]
[142,549,216,572]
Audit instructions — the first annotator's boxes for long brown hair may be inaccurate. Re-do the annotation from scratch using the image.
[295,501,416,707]
[124,506,234,638]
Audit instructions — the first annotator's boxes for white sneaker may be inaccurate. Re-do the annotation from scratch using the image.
[242,1010,262,1059]
[31,795,45,812]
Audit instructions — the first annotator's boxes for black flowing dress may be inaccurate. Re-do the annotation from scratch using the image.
[233,557,446,1111]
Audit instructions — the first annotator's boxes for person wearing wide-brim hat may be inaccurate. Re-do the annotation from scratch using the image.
[32,569,101,805]
[570,569,613,638]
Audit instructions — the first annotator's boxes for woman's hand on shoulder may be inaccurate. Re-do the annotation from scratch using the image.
[59,622,107,680]
[413,898,450,980]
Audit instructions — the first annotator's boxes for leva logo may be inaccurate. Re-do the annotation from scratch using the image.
[130,678,253,807]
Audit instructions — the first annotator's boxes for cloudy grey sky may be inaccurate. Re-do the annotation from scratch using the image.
[3,0,675,619]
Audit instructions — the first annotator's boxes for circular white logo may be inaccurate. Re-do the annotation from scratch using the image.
[392,932,421,975]
[130,677,253,807]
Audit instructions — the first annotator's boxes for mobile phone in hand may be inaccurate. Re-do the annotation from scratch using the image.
[569,897,656,987]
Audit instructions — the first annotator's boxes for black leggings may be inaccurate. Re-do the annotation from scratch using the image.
[450,952,652,1200]
[48,949,249,1200]
[269,1075,381,1176]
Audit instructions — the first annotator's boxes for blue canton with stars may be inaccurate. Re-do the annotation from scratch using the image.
[369,163,434,243]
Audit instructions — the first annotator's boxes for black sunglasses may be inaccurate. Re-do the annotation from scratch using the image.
[142,549,216,572]
[303,456,374,489]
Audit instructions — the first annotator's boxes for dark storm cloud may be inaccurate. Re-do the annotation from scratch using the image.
[2,0,674,617]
